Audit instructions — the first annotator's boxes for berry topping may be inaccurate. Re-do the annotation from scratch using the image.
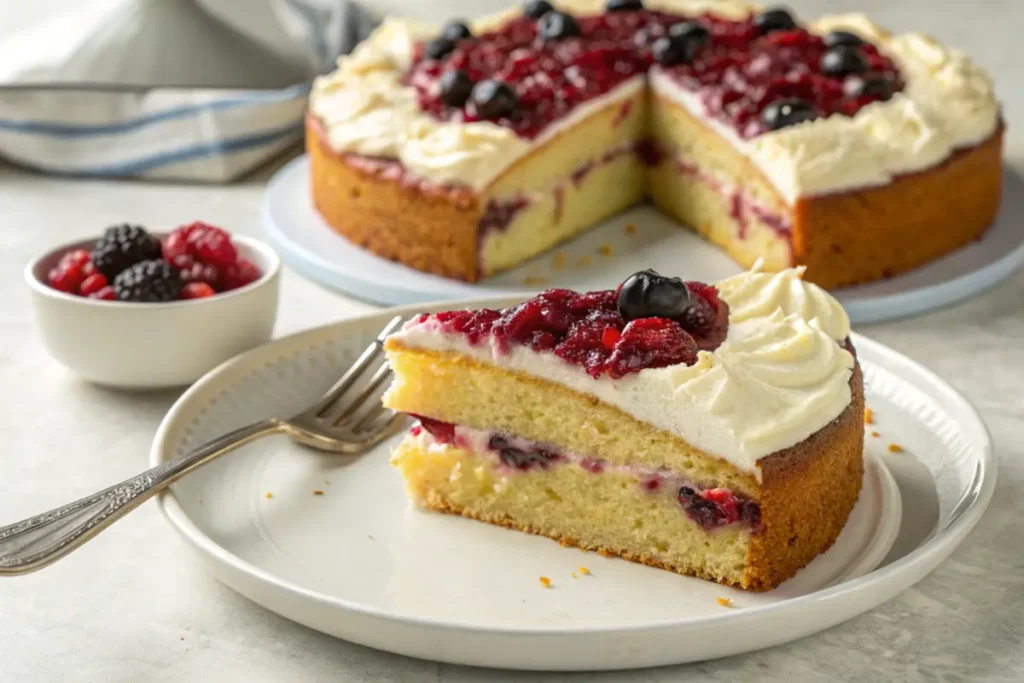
[470,79,519,120]
[90,224,161,280]
[523,0,554,20]
[424,37,456,60]
[753,7,797,35]
[416,278,727,379]
[606,0,644,11]
[439,69,475,107]
[442,20,473,42]
[47,249,93,293]
[181,282,216,300]
[406,4,902,140]
[823,30,864,48]
[112,259,183,303]
[844,75,894,100]
[820,45,868,76]
[537,11,581,41]
[616,270,691,321]
[604,318,697,379]
[761,98,819,130]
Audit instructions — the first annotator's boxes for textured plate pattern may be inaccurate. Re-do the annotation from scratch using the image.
[263,156,1024,322]
[153,301,995,671]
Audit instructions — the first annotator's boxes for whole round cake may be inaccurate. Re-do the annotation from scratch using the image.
[307,0,1002,289]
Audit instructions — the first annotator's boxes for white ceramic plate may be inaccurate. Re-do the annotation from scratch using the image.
[152,298,995,670]
[263,156,1024,323]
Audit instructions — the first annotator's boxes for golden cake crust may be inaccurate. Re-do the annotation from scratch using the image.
[383,341,865,591]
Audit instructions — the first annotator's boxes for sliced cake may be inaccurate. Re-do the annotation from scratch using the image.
[382,265,864,590]
[308,1,1002,288]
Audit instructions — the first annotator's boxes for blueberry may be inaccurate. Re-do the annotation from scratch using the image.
[442,20,473,42]
[607,0,644,11]
[523,0,554,19]
[424,37,455,60]
[820,45,868,76]
[761,98,819,131]
[824,30,864,48]
[754,6,797,35]
[844,75,894,100]
[617,270,692,321]
[440,69,474,107]
[471,79,519,120]
[537,11,581,41]
[653,21,710,65]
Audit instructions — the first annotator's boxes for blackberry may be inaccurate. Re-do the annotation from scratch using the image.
[91,224,161,280]
[113,259,183,302]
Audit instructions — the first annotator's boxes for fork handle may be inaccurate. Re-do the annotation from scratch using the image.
[0,419,285,576]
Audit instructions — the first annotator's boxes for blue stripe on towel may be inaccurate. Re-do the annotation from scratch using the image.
[3,118,303,177]
[0,84,310,137]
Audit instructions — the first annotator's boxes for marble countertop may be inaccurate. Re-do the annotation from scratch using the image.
[1,0,1022,681]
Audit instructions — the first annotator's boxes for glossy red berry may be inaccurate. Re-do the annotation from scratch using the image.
[221,258,261,291]
[88,286,117,301]
[78,273,109,297]
[181,282,217,300]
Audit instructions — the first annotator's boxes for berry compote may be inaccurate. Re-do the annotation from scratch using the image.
[408,272,729,379]
[404,7,903,139]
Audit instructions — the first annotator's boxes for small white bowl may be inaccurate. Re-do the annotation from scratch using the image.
[26,234,281,389]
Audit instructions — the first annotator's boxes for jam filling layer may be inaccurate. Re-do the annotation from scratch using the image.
[407,275,729,379]
[412,417,761,531]
[406,7,903,139]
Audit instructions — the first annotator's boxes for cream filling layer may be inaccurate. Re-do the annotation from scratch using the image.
[389,266,854,479]
[310,4,998,201]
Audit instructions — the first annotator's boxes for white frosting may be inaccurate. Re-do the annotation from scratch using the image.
[310,6,999,201]
[388,266,855,479]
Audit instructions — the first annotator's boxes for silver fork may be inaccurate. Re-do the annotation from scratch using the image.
[0,316,408,576]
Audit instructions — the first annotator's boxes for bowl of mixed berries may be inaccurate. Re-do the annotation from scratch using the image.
[27,222,281,388]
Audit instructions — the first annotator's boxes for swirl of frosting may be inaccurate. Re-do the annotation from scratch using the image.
[715,263,851,341]
[666,310,855,457]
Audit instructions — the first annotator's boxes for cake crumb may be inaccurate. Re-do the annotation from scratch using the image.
[571,572,578,579]
[553,251,566,269]
[598,242,613,256]
[539,576,552,588]
[578,566,591,575]
[716,597,733,608]
[367,534,375,540]
[871,431,880,438]
[313,490,325,496]
[624,223,637,234]
[888,444,905,453]
[180,636,185,641]
[523,275,549,286]
[864,408,874,424]
[576,255,593,268]
[264,492,273,499]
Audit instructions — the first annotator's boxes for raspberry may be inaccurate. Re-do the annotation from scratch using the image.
[187,223,237,269]
[181,282,216,299]
[220,258,260,291]
[180,262,221,289]
[78,273,108,297]
[47,250,92,293]
[91,224,161,280]
[113,259,183,302]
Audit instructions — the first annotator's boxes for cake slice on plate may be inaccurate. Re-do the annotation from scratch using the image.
[382,265,864,591]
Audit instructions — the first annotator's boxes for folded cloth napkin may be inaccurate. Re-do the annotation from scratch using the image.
[0,0,376,182]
